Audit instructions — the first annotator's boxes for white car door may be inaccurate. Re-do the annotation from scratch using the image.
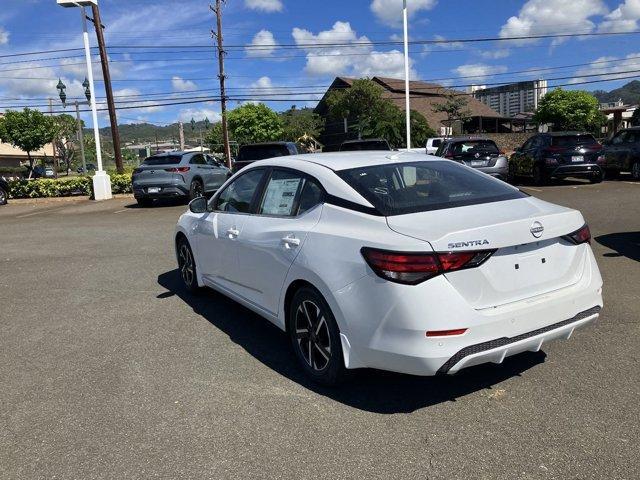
[195,168,266,293]
[233,169,324,317]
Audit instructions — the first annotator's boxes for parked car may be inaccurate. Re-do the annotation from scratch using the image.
[234,142,298,172]
[132,151,231,207]
[76,163,96,174]
[339,138,391,151]
[0,177,9,206]
[425,137,444,155]
[44,167,55,178]
[434,137,509,180]
[175,151,603,385]
[601,127,640,180]
[509,132,605,185]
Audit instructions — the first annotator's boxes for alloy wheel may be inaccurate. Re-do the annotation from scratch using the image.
[178,242,195,287]
[294,300,332,371]
[0,188,6,205]
[192,181,204,198]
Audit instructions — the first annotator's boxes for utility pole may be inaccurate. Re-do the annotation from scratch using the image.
[178,122,185,150]
[402,0,412,149]
[48,97,59,177]
[90,3,124,173]
[211,0,232,169]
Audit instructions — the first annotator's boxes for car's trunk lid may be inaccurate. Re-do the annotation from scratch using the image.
[386,197,588,308]
[132,165,177,186]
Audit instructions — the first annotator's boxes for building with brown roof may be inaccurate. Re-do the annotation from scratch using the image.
[315,76,523,149]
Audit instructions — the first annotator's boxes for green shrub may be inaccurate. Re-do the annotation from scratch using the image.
[8,173,132,199]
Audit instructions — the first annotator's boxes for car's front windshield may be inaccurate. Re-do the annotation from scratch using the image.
[337,160,525,216]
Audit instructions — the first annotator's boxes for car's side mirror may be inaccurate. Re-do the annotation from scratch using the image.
[189,196,209,214]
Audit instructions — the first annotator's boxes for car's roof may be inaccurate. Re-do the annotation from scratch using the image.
[341,138,388,144]
[443,136,495,142]
[147,151,192,156]
[251,151,442,171]
[239,142,293,147]
[543,131,593,136]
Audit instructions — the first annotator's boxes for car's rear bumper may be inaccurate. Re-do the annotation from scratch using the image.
[133,183,189,199]
[547,163,602,178]
[332,244,603,376]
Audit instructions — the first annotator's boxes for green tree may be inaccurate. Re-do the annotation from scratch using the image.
[533,89,605,132]
[432,92,471,133]
[227,103,283,144]
[326,79,434,148]
[630,108,640,127]
[52,114,80,175]
[280,106,323,142]
[0,108,56,176]
[203,122,227,153]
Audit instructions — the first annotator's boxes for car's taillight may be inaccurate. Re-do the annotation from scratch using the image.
[361,248,495,285]
[545,157,559,165]
[444,153,454,159]
[165,167,190,173]
[564,224,591,245]
[596,154,606,165]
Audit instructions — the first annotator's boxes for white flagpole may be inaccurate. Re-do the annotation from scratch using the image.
[403,0,411,149]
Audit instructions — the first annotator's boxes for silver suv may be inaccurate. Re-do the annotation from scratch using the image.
[132,151,231,207]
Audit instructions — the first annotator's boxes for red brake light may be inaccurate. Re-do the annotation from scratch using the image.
[444,153,454,159]
[426,328,468,337]
[564,224,591,245]
[165,167,190,173]
[361,248,495,285]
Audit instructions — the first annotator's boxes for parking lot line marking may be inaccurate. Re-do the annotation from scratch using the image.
[113,209,129,214]
[522,187,543,192]
[15,207,66,219]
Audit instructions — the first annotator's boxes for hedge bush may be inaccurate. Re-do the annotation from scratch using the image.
[8,173,132,199]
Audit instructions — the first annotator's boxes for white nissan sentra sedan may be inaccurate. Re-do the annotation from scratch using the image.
[174,152,603,385]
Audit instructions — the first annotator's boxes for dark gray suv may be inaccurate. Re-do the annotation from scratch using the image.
[132,151,231,207]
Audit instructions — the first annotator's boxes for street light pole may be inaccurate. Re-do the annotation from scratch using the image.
[75,101,87,175]
[79,4,112,200]
[403,0,411,149]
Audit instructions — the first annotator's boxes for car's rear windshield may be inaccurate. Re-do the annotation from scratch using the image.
[237,145,289,161]
[551,134,598,147]
[337,161,525,216]
[451,140,499,155]
[340,141,390,151]
[142,155,182,166]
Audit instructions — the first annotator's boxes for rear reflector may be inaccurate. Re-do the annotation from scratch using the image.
[426,328,468,337]
[564,223,591,245]
[361,247,495,285]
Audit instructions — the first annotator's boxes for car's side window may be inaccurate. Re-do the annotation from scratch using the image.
[190,154,206,165]
[214,169,265,213]
[296,179,324,216]
[611,132,626,145]
[521,138,534,150]
[258,170,305,216]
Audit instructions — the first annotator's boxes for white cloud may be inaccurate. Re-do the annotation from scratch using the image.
[453,63,508,81]
[499,0,608,45]
[111,88,164,113]
[172,76,198,92]
[570,52,640,83]
[246,29,279,57]
[177,107,222,123]
[292,21,416,78]
[599,0,640,32]
[480,49,511,59]
[0,27,9,45]
[370,0,437,27]
[244,0,283,13]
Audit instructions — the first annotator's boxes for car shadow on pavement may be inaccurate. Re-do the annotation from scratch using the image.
[158,269,547,414]
[595,232,640,262]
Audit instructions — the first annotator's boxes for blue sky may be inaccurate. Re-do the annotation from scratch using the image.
[0,0,639,127]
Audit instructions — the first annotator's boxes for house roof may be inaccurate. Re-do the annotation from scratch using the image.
[315,76,503,130]
[0,141,54,159]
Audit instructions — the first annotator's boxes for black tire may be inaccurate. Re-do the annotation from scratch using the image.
[189,179,204,200]
[0,186,7,206]
[177,237,202,294]
[589,171,603,184]
[136,197,153,208]
[632,161,640,180]
[603,169,620,181]
[288,286,345,386]
[533,164,548,186]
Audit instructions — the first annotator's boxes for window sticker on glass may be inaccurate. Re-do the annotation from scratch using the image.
[261,178,303,215]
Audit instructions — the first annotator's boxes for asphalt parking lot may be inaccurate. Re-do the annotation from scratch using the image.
[1,179,638,479]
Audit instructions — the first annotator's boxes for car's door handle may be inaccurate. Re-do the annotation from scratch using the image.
[282,235,300,249]
[227,228,240,238]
